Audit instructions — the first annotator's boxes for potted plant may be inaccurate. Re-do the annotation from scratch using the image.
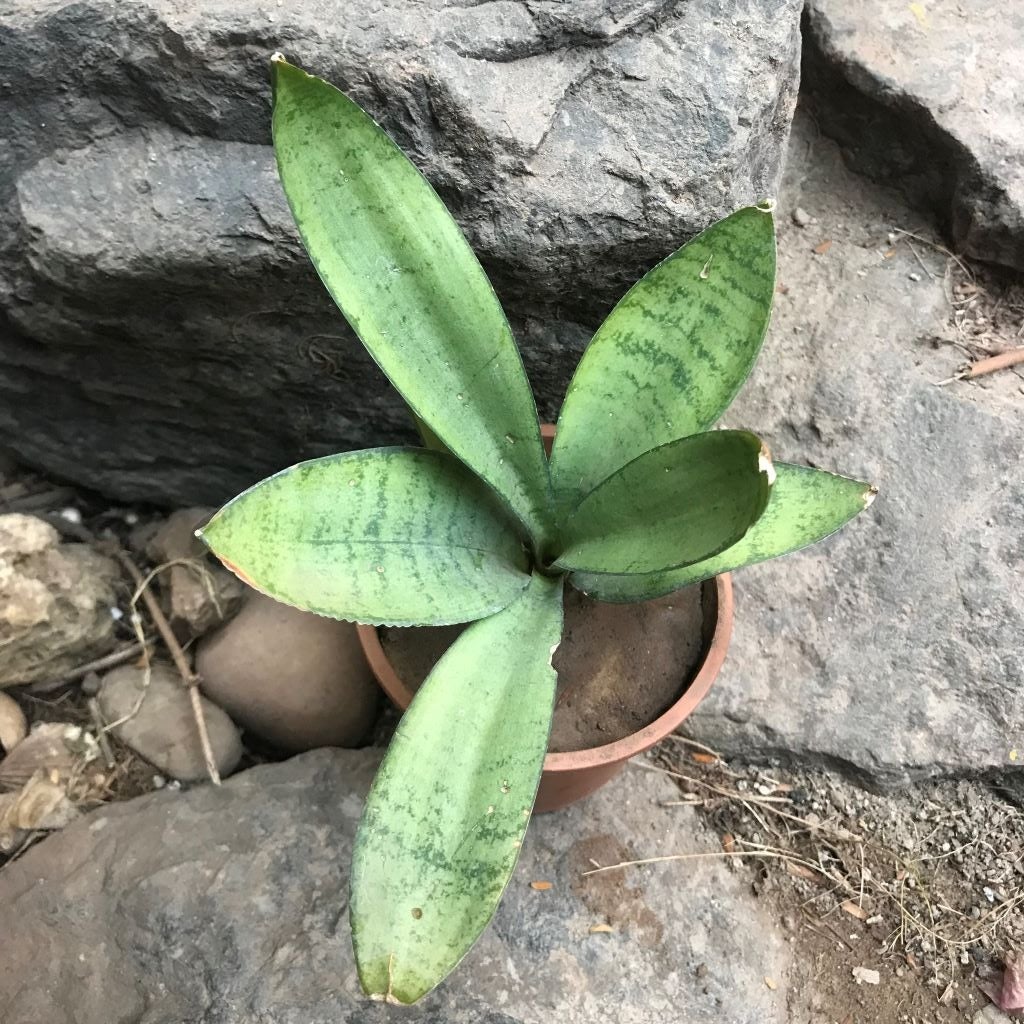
[200,56,876,1005]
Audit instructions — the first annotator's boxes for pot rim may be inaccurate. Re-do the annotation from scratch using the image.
[356,571,733,774]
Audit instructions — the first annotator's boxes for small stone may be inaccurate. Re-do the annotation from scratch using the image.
[196,593,378,752]
[973,1007,1014,1024]
[792,206,811,227]
[145,508,244,639]
[98,664,242,781]
[80,671,102,698]
[852,966,880,985]
[0,514,119,688]
[0,691,28,753]
[908,272,922,282]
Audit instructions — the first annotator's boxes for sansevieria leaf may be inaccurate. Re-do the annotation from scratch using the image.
[271,57,553,549]
[554,430,774,575]
[570,463,876,602]
[550,205,776,516]
[199,448,529,626]
[351,572,564,1004]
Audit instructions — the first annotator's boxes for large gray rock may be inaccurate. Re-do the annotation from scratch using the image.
[689,114,1024,787]
[803,0,1024,272]
[0,749,791,1023]
[0,0,802,505]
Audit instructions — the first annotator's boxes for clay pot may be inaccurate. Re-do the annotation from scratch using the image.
[356,425,734,813]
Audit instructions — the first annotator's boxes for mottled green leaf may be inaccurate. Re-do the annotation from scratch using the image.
[570,463,876,601]
[554,430,773,575]
[351,572,564,1004]
[270,58,553,548]
[550,205,776,516]
[199,448,529,627]
[411,412,449,455]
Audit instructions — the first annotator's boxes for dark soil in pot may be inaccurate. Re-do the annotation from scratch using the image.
[378,583,706,753]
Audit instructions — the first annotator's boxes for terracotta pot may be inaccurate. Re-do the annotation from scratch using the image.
[356,425,734,812]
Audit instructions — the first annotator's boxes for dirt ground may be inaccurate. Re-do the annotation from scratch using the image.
[648,735,1023,1024]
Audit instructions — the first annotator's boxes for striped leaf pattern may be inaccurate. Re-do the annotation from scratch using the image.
[570,463,876,602]
[271,58,554,549]
[351,573,564,1004]
[550,205,776,517]
[554,430,774,575]
[199,448,530,626]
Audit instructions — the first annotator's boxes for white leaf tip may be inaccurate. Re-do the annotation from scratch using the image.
[758,444,776,486]
[863,485,878,508]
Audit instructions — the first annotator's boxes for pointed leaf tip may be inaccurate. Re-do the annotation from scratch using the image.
[555,430,772,576]
[570,463,873,603]
[271,59,553,548]
[550,205,777,515]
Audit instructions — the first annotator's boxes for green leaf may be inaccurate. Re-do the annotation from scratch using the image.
[554,430,773,575]
[199,448,530,627]
[351,572,564,1004]
[570,463,876,602]
[271,57,553,549]
[549,205,776,516]
[411,412,449,455]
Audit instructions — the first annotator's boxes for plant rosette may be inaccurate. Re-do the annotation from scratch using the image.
[199,56,877,1005]
[357,423,735,814]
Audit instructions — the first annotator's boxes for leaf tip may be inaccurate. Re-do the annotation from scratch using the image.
[755,197,776,215]
[758,442,776,486]
[270,50,286,64]
[863,484,879,508]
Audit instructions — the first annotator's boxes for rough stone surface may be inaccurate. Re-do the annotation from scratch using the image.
[196,593,379,752]
[146,507,245,638]
[98,663,243,780]
[0,748,790,1023]
[0,0,801,505]
[803,0,1024,271]
[0,514,119,688]
[688,115,1024,786]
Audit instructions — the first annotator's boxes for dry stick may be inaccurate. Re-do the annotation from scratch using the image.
[86,697,116,768]
[582,849,799,876]
[108,547,222,786]
[891,227,974,281]
[936,345,1024,385]
[27,639,156,694]
[905,237,938,281]
[959,346,1024,378]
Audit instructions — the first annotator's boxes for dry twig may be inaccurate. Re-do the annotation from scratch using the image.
[105,546,221,785]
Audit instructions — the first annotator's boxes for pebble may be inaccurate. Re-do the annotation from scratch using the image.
[852,966,880,985]
[196,593,379,753]
[98,663,242,781]
[908,271,922,282]
[145,508,244,639]
[792,206,811,227]
[0,691,28,753]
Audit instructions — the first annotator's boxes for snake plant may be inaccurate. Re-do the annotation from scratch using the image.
[200,56,876,1004]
